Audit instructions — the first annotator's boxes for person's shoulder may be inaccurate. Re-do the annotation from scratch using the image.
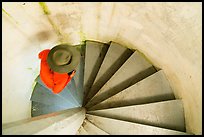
[38,49,51,59]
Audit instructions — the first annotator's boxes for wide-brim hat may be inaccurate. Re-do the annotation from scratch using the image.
[47,44,80,74]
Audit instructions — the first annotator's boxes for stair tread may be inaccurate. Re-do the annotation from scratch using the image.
[82,119,109,135]
[74,56,85,105]
[30,83,78,108]
[84,41,133,104]
[35,108,86,135]
[3,108,84,135]
[86,114,189,135]
[83,40,109,100]
[62,79,81,106]
[31,101,68,117]
[88,100,185,131]
[86,50,156,108]
[89,70,175,110]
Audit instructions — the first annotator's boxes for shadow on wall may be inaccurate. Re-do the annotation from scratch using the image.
[34,31,52,42]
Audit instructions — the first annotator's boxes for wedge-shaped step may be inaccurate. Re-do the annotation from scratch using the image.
[84,42,133,105]
[35,76,81,107]
[83,40,109,101]
[30,83,77,108]
[88,100,185,131]
[31,101,68,117]
[88,70,175,110]
[74,56,85,105]
[76,126,89,135]
[82,119,109,135]
[86,114,189,135]
[3,108,85,135]
[85,51,156,108]
[73,44,86,105]
[62,78,81,106]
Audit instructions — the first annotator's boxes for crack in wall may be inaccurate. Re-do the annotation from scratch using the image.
[2,8,19,24]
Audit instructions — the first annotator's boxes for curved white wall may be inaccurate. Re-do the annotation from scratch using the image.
[2,2,202,134]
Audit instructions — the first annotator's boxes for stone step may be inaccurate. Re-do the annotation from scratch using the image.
[73,44,86,105]
[85,51,156,108]
[74,56,85,105]
[64,78,81,106]
[82,119,109,135]
[88,100,185,132]
[86,114,189,135]
[30,83,78,108]
[88,70,175,110]
[83,40,109,104]
[84,41,133,105]
[31,101,68,117]
[3,108,85,135]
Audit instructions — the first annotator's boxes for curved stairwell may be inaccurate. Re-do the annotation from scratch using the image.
[3,40,190,135]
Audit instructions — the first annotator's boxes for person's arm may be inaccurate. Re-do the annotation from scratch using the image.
[52,72,69,94]
[53,70,76,93]
[40,62,54,89]
[39,49,54,89]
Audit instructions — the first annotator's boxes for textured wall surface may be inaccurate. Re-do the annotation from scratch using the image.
[2,2,202,134]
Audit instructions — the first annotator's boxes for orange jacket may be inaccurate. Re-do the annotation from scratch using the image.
[38,49,75,94]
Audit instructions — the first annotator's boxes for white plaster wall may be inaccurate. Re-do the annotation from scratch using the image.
[2,2,202,135]
[2,2,59,124]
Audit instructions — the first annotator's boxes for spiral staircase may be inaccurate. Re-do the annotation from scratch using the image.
[2,40,191,135]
